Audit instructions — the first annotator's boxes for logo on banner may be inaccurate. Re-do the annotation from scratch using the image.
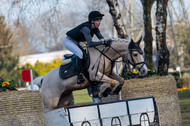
[111,117,122,126]
[81,121,91,126]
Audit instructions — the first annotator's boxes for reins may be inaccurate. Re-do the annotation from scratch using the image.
[92,46,115,81]
[91,41,145,82]
[92,45,125,82]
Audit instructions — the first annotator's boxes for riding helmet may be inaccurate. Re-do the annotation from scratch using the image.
[88,11,104,21]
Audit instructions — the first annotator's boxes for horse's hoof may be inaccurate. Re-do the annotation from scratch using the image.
[102,87,112,97]
[113,86,122,94]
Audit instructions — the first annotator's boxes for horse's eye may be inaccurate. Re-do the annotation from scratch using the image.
[133,54,138,57]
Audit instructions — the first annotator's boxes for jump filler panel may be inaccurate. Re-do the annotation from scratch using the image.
[46,97,159,126]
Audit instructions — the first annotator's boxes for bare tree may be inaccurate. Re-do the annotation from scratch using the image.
[84,0,113,38]
[0,16,14,50]
[156,0,170,75]
[179,0,189,25]
[0,16,19,81]
[38,9,63,51]
[106,0,128,39]
[4,0,89,53]
[12,20,34,55]
[140,0,156,69]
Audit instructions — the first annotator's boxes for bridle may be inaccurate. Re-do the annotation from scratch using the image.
[128,49,146,71]
[92,42,145,77]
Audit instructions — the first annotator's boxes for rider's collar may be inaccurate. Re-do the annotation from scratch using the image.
[91,22,95,29]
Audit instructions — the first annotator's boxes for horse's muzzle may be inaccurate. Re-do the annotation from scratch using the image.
[139,65,148,76]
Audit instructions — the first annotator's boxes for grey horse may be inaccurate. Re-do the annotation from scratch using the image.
[33,38,148,112]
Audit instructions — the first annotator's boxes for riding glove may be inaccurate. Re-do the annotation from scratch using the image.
[103,39,112,46]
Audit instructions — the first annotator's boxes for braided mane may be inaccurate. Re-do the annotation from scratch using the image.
[111,38,130,43]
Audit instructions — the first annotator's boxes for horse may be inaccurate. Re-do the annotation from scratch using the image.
[34,37,148,112]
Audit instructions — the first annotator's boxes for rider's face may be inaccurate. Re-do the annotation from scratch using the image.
[91,20,102,28]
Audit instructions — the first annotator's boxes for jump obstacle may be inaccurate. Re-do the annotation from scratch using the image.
[0,76,181,126]
[0,91,45,126]
[45,97,159,126]
[101,75,181,126]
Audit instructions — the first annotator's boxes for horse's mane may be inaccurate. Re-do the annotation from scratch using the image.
[88,38,130,50]
[111,38,130,43]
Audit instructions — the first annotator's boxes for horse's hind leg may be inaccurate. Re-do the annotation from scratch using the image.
[57,92,74,108]
[41,88,61,112]
[42,95,60,112]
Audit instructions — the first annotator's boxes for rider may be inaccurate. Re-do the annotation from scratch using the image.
[64,11,111,84]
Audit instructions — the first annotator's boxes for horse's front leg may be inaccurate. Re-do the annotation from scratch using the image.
[109,71,124,87]
[94,71,118,97]
[109,71,125,95]
[95,71,117,89]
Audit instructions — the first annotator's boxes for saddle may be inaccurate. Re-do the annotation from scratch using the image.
[59,50,90,80]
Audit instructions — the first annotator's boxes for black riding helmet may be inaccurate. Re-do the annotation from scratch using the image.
[88,11,104,21]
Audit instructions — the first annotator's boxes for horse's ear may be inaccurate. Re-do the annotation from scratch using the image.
[137,36,142,45]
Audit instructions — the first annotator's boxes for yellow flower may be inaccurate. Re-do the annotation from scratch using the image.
[148,69,151,71]
[0,80,17,91]
[133,71,138,74]
[2,82,7,87]
[177,88,187,92]
[182,87,188,91]
[4,82,10,86]
[177,88,181,91]
[14,84,18,88]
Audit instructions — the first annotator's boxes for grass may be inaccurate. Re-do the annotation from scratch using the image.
[183,73,190,77]
[178,90,190,98]
[73,89,92,105]
[178,90,190,125]
[179,98,190,113]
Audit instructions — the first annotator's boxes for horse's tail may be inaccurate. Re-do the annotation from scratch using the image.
[33,76,44,88]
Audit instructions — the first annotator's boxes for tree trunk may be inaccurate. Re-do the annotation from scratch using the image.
[140,0,156,69]
[106,0,128,39]
[156,0,170,75]
[179,0,189,25]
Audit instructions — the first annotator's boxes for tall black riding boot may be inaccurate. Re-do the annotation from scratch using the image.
[76,57,85,84]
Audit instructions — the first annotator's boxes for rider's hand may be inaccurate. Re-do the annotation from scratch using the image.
[103,39,112,46]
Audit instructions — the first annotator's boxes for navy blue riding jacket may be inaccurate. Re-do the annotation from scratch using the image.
[66,21,104,47]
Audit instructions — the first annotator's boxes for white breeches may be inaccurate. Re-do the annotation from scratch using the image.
[64,37,83,59]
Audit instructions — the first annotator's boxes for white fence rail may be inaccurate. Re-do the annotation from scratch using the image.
[46,97,159,126]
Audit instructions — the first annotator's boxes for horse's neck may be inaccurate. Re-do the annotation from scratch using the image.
[88,41,129,61]
[111,42,129,58]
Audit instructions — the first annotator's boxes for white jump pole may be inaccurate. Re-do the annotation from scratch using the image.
[30,69,33,91]
[115,62,122,100]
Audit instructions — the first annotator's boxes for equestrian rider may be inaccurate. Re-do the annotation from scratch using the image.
[64,11,111,84]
